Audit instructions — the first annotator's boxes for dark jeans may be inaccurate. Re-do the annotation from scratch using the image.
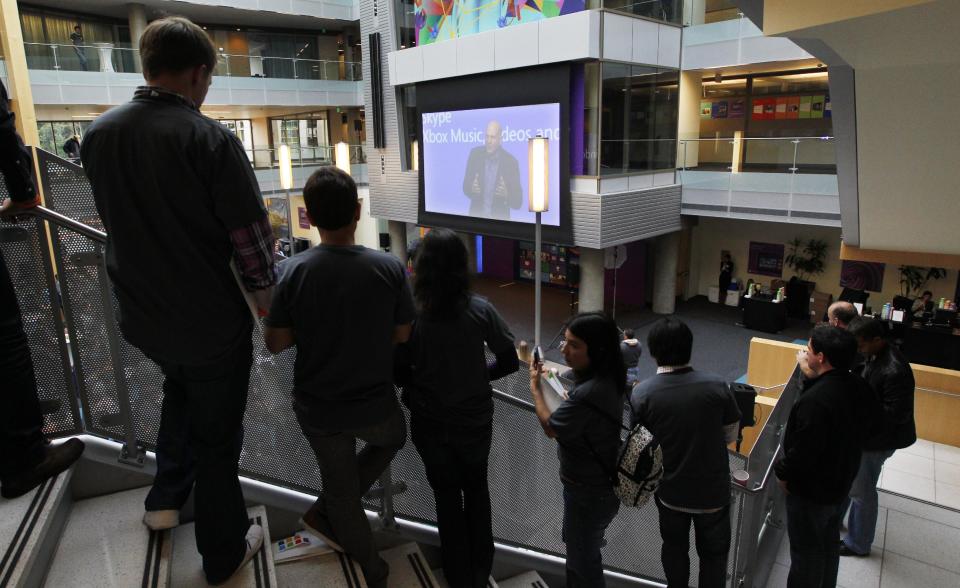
[655,496,731,588]
[297,401,406,584]
[786,494,841,588]
[0,249,45,480]
[562,481,620,587]
[143,338,252,584]
[411,413,493,588]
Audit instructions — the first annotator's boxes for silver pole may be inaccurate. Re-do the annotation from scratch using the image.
[534,211,542,350]
[95,244,144,466]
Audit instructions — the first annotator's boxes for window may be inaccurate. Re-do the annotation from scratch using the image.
[270,113,331,164]
[394,0,418,49]
[218,120,254,162]
[604,0,683,25]
[397,85,417,171]
[600,64,679,175]
[38,121,89,159]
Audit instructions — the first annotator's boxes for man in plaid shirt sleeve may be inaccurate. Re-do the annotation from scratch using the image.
[80,17,276,584]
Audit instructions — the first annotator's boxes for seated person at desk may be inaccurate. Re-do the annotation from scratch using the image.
[912,291,934,319]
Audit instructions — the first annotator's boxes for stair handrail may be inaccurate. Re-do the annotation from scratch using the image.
[23,204,107,243]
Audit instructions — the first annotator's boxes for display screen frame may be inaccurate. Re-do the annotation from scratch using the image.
[416,65,573,244]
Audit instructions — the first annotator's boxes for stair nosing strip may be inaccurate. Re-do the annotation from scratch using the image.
[255,515,270,588]
[151,531,164,588]
[141,529,156,588]
[407,552,434,588]
[337,553,357,588]
[0,478,46,580]
[0,475,57,587]
[346,555,362,588]
[250,516,263,588]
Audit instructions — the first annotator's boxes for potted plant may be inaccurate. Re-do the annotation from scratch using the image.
[899,265,947,298]
[785,237,828,285]
[784,238,829,319]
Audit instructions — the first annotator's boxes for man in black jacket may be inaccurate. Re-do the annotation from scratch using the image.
[461,120,522,221]
[0,80,84,499]
[775,325,868,588]
[840,317,916,557]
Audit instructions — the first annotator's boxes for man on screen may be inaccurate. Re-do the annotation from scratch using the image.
[462,120,522,220]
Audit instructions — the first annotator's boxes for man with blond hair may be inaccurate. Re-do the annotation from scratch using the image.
[81,16,275,584]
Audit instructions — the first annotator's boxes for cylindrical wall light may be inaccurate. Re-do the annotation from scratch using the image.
[528,135,549,212]
[278,144,293,190]
[335,141,351,175]
[411,139,419,172]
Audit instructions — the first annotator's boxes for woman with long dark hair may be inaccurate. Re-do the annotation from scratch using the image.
[529,312,626,586]
[396,228,519,587]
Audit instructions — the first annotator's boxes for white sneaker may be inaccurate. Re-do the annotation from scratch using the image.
[207,524,265,586]
[233,524,265,575]
[142,509,179,531]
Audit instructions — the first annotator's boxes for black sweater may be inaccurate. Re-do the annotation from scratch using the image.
[775,369,871,505]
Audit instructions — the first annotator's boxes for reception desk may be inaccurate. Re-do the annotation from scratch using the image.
[900,323,960,371]
[740,337,960,451]
[742,296,788,334]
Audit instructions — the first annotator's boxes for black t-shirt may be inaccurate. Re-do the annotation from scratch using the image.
[548,376,623,487]
[81,90,267,365]
[266,244,415,429]
[630,369,741,509]
[403,295,515,427]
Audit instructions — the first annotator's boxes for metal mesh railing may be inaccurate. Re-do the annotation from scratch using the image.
[12,148,794,586]
[0,174,80,438]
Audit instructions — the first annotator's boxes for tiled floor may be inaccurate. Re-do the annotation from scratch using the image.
[877,438,960,509]
[765,443,960,588]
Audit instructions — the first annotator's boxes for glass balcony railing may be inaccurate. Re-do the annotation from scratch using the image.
[248,144,367,171]
[678,136,836,174]
[678,137,839,221]
[23,42,362,81]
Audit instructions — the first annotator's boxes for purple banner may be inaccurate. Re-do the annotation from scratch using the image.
[840,260,885,292]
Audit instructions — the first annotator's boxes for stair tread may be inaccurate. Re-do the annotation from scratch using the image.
[44,484,172,588]
[276,551,368,587]
[0,468,73,587]
[432,568,499,588]
[172,505,277,587]
[497,571,549,588]
[379,542,441,588]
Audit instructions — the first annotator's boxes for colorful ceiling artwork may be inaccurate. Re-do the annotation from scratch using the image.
[414,0,586,46]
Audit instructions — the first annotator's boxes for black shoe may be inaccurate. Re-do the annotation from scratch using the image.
[1,438,85,499]
[839,542,868,557]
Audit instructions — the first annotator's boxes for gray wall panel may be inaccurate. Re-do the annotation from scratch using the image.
[361,2,419,224]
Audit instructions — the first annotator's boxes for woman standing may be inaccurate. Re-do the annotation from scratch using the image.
[397,228,519,588]
[529,312,625,586]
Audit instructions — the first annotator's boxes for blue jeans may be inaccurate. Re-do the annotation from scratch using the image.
[562,482,620,587]
[842,449,894,554]
[786,494,842,588]
[144,338,253,584]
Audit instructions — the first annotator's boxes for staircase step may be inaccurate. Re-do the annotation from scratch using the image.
[44,484,172,587]
[171,505,277,587]
[379,542,440,588]
[0,467,74,588]
[276,551,367,587]
[497,571,549,588]
[432,568,499,588]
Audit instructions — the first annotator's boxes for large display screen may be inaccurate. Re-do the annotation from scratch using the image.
[422,104,561,227]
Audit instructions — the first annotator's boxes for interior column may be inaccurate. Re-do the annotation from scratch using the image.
[653,231,680,314]
[578,247,605,313]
